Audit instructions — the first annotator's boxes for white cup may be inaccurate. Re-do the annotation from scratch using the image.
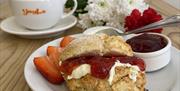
[10,0,77,30]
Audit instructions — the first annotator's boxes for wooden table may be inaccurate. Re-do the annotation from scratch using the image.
[0,0,180,91]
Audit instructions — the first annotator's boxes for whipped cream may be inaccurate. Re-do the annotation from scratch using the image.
[108,60,140,85]
[67,64,91,80]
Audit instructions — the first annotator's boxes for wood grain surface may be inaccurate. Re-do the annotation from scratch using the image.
[0,0,180,91]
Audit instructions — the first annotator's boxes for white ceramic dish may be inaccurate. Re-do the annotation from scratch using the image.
[0,15,77,39]
[125,33,172,72]
[24,34,180,91]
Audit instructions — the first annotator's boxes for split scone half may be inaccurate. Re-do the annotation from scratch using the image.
[59,34,146,91]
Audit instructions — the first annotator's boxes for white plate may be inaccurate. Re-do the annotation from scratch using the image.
[0,15,77,39]
[24,34,180,91]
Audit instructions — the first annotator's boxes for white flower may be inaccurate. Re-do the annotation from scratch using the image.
[111,0,149,16]
[78,14,106,29]
[130,0,149,13]
[105,14,124,29]
[78,14,93,29]
[86,0,113,21]
[78,0,149,29]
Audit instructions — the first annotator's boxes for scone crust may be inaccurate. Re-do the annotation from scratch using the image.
[102,35,133,56]
[59,34,133,62]
[59,35,104,61]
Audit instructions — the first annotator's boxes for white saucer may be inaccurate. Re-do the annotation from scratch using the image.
[0,15,77,39]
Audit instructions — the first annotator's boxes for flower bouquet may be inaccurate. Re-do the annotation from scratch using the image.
[66,0,163,33]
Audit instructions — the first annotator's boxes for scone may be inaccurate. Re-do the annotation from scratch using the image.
[59,34,133,61]
[59,34,146,91]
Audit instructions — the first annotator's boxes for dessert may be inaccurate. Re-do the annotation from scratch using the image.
[33,34,146,91]
[59,34,146,91]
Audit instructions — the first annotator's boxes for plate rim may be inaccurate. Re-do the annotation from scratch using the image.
[24,33,180,91]
[0,15,77,36]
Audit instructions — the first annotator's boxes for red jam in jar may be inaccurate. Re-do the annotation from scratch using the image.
[60,56,145,79]
[126,33,167,53]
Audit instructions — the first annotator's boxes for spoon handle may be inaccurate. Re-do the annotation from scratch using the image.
[124,15,180,35]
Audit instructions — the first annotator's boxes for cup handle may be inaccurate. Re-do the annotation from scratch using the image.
[62,0,78,18]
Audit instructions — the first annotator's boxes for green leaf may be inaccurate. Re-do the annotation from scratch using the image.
[65,0,88,17]
[65,0,88,10]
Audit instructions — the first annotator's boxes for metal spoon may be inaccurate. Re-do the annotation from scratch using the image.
[95,15,180,36]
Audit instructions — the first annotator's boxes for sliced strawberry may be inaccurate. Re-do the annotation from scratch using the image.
[47,46,63,68]
[60,36,74,47]
[47,46,59,56]
[34,56,64,84]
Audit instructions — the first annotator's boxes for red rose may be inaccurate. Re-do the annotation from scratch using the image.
[124,7,163,33]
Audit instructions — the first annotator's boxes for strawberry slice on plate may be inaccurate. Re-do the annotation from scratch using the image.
[60,36,74,47]
[33,56,64,84]
[47,46,63,68]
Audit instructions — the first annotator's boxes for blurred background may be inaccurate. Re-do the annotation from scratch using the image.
[0,0,179,21]
[164,0,180,9]
[0,0,11,20]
